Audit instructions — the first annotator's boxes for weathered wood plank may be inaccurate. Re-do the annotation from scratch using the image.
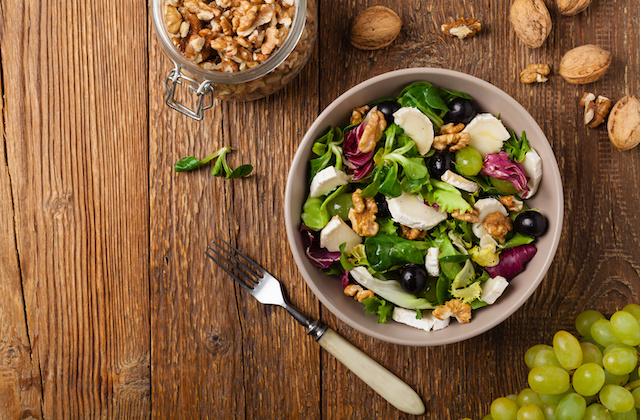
[0,31,44,419]
[148,33,249,418]
[1,0,151,417]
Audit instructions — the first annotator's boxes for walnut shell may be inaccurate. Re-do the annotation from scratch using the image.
[350,6,402,50]
[556,0,593,15]
[559,45,612,84]
[509,0,552,49]
[608,95,640,151]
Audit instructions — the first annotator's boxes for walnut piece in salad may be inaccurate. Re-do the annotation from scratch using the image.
[164,0,295,72]
[300,81,548,332]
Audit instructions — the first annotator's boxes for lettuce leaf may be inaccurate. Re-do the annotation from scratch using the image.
[422,179,473,213]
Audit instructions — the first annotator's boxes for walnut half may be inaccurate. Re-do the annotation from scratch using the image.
[441,17,482,39]
[348,189,379,237]
[433,299,472,323]
[520,63,551,84]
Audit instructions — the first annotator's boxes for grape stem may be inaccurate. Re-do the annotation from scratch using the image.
[626,379,640,391]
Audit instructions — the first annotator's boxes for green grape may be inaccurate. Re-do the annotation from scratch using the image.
[540,393,565,405]
[581,337,606,352]
[482,416,495,420]
[490,177,518,194]
[517,388,544,408]
[526,345,554,370]
[553,331,583,370]
[600,384,635,413]
[632,388,640,409]
[573,363,605,396]
[611,311,640,346]
[603,345,639,375]
[528,366,571,395]
[325,192,354,221]
[592,319,623,347]
[604,370,630,386]
[542,404,557,420]
[517,403,545,420]
[533,348,563,368]
[583,403,613,420]
[628,367,640,382]
[581,342,604,366]
[507,394,519,402]
[492,397,519,420]
[610,408,638,420]
[455,146,484,176]
[623,304,640,323]
[577,310,606,339]
[556,393,586,420]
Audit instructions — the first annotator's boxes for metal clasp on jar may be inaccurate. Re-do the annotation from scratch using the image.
[164,64,214,121]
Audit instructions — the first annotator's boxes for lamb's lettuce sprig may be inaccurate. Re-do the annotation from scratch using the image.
[361,126,429,198]
[310,127,345,181]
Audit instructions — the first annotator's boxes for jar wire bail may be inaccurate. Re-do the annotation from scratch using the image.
[164,65,214,121]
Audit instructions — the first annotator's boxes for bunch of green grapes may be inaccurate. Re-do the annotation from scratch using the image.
[473,304,640,420]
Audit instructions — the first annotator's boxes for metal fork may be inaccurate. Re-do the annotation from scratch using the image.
[205,238,425,416]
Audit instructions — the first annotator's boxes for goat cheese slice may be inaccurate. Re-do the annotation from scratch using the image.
[481,276,509,304]
[519,149,542,199]
[309,166,350,198]
[425,247,440,277]
[471,198,508,239]
[432,314,451,331]
[463,113,511,157]
[441,170,479,193]
[392,307,436,331]
[392,107,434,155]
[387,192,447,231]
[320,216,362,252]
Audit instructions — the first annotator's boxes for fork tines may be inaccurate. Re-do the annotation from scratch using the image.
[205,238,265,292]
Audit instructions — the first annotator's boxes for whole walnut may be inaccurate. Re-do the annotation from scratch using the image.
[608,95,640,151]
[509,0,552,49]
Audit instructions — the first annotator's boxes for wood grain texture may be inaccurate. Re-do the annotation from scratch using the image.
[1,0,151,417]
[1,0,640,418]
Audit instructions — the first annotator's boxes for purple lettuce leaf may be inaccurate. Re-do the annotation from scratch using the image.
[300,224,341,268]
[343,123,374,179]
[486,244,537,281]
[341,270,350,289]
[481,151,530,193]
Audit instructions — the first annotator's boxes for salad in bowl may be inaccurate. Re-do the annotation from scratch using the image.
[298,80,549,333]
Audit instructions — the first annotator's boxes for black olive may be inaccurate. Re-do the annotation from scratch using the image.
[400,264,428,294]
[444,98,478,125]
[377,101,401,125]
[514,211,548,237]
[428,151,452,179]
[374,194,391,218]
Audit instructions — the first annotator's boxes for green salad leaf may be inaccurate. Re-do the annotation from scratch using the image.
[422,179,473,213]
[309,127,345,181]
[362,296,395,323]
[364,235,431,272]
[175,146,253,179]
[397,82,449,130]
[503,130,532,163]
[451,281,483,304]
[438,87,474,104]
[351,267,433,310]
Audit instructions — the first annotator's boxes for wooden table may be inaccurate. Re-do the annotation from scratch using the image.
[1,0,639,418]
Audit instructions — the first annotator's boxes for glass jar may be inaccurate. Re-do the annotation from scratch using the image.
[151,0,317,120]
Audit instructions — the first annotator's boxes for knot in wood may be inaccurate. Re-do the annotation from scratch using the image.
[202,326,230,355]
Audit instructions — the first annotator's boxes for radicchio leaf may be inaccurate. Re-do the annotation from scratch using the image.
[486,244,537,280]
[300,224,341,268]
[481,151,530,193]
[341,270,350,289]
[343,122,374,180]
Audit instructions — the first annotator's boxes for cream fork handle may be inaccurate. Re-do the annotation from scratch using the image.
[317,328,426,416]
